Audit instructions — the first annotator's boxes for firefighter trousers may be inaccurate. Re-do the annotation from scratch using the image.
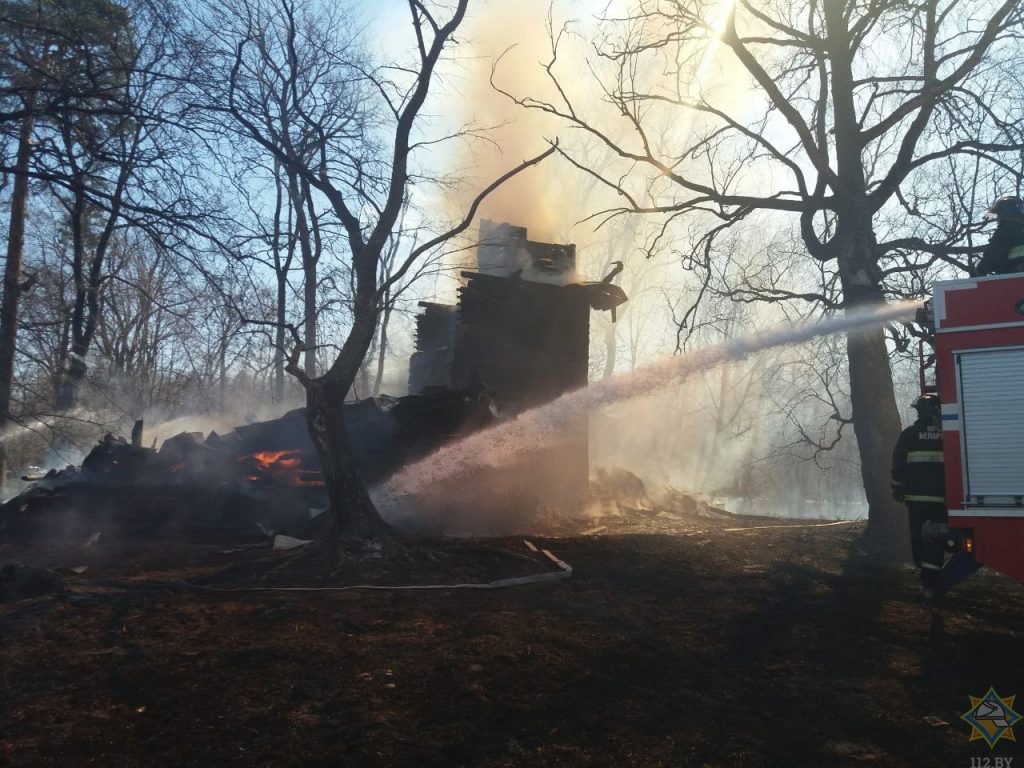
[907,502,948,588]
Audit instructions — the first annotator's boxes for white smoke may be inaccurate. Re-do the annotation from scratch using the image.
[379,301,921,501]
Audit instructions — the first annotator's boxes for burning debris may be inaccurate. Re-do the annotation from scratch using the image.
[2,221,629,549]
[242,450,321,487]
[0,386,496,547]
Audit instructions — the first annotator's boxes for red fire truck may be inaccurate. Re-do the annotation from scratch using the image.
[922,272,1024,590]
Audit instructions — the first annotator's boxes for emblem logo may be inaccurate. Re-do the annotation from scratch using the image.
[962,688,1022,749]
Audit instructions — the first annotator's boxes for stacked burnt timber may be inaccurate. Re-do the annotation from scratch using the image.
[451,272,590,411]
[408,301,457,394]
[450,271,592,509]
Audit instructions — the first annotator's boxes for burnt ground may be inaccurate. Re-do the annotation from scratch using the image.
[2,516,1023,768]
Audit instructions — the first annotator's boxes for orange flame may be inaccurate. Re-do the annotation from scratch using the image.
[240,449,323,487]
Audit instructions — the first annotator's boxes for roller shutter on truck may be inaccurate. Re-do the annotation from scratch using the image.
[958,345,1024,501]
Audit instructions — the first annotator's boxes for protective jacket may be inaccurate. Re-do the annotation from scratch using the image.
[891,419,945,504]
[975,217,1024,276]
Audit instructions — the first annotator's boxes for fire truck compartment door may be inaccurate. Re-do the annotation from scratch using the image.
[958,346,1024,498]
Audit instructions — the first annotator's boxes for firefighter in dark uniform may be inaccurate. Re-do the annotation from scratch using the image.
[891,393,947,596]
[974,195,1024,276]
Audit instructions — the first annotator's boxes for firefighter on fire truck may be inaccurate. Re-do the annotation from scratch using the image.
[891,393,947,596]
[973,195,1024,276]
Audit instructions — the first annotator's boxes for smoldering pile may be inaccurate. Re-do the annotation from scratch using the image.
[1,413,322,547]
[0,387,496,548]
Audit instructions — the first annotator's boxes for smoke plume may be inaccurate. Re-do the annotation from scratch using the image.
[378,301,921,510]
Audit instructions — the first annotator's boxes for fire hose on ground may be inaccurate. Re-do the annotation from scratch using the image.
[69,540,571,597]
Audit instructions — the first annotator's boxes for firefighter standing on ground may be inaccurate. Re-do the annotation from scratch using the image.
[974,195,1024,276]
[891,394,947,593]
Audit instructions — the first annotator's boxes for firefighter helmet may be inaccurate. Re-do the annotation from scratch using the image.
[912,393,941,415]
[986,195,1024,220]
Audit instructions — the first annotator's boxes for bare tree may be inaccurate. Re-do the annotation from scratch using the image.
[496,0,1024,542]
[0,0,134,487]
[189,0,556,546]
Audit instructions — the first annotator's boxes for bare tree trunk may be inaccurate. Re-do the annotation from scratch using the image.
[301,298,391,541]
[0,111,33,424]
[300,177,320,380]
[823,4,906,554]
[286,170,317,377]
[302,250,316,378]
[53,315,70,403]
[56,339,88,410]
[305,388,391,541]
[273,273,287,402]
[219,339,228,411]
[355,363,370,400]
[834,215,906,553]
[55,176,104,411]
[271,162,288,403]
[845,320,903,544]
[372,319,388,396]
[56,172,90,410]
[372,298,391,396]
[0,108,33,493]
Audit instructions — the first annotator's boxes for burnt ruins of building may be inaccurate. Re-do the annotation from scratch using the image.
[0,223,624,544]
[408,220,583,396]
[407,220,625,515]
[408,302,456,392]
[475,220,577,284]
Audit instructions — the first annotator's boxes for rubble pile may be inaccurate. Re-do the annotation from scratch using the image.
[582,466,739,535]
[0,388,495,546]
